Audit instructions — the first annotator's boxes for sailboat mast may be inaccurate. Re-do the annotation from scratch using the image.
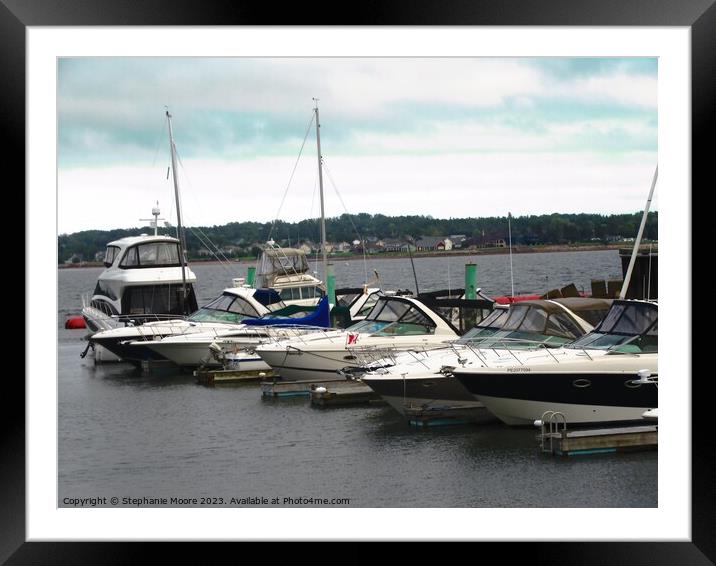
[166,109,188,314]
[314,99,328,284]
[508,212,515,298]
[618,165,658,300]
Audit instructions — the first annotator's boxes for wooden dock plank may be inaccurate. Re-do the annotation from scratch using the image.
[261,377,359,397]
[195,368,276,386]
[543,425,658,456]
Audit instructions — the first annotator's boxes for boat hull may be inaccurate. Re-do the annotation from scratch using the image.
[473,395,655,426]
[145,341,222,367]
[255,348,360,381]
[224,355,272,372]
[90,335,172,363]
[455,370,658,426]
[362,373,482,414]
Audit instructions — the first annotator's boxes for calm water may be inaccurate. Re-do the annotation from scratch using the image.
[58,250,657,507]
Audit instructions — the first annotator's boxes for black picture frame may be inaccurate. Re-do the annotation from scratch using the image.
[7,1,708,562]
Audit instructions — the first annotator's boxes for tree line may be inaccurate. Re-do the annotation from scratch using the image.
[58,211,657,263]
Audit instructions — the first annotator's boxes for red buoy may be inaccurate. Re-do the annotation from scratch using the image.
[65,316,87,329]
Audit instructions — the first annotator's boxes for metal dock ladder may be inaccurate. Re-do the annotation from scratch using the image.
[539,411,567,454]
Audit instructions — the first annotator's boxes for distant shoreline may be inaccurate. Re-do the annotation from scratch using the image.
[58,242,655,268]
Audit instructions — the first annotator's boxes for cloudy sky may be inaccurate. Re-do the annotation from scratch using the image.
[58,57,657,234]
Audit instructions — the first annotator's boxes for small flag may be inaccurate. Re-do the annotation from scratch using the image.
[346,332,359,346]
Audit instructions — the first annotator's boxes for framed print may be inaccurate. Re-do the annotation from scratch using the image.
[5,0,710,562]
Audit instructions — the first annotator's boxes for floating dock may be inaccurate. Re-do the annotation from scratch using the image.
[195,368,276,386]
[541,425,658,456]
[310,382,383,407]
[261,378,324,398]
[404,405,496,427]
[261,377,367,399]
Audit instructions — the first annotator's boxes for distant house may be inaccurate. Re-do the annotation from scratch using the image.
[197,247,213,257]
[353,241,383,255]
[364,242,383,255]
[449,235,467,248]
[415,236,453,251]
[383,239,407,252]
[382,239,416,253]
[485,239,506,248]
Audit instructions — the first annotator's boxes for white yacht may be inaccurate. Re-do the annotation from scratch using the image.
[451,299,658,425]
[360,297,613,421]
[82,232,198,334]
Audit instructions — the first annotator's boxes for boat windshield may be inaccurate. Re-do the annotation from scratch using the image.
[565,301,658,353]
[278,285,324,302]
[188,293,261,324]
[346,297,436,336]
[456,303,584,348]
[119,242,182,268]
[103,245,121,267]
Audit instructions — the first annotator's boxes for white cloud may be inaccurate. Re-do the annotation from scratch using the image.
[564,73,657,108]
[347,117,655,154]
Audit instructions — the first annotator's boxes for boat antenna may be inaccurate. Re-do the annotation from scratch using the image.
[166,108,189,314]
[508,212,515,298]
[619,165,658,300]
[139,201,165,236]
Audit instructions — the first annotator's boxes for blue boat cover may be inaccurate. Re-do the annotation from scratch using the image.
[243,296,331,328]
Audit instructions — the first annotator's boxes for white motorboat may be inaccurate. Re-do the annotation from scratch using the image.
[451,299,658,425]
[254,293,490,381]
[88,285,284,364]
[141,287,381,368]
[452,165,659,426]
[360,297,613,421]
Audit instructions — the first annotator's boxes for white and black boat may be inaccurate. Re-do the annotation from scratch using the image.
[451,299,658,425]
[360,297,613,421]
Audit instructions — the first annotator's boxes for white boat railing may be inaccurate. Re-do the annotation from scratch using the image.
[344,343,449,372]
